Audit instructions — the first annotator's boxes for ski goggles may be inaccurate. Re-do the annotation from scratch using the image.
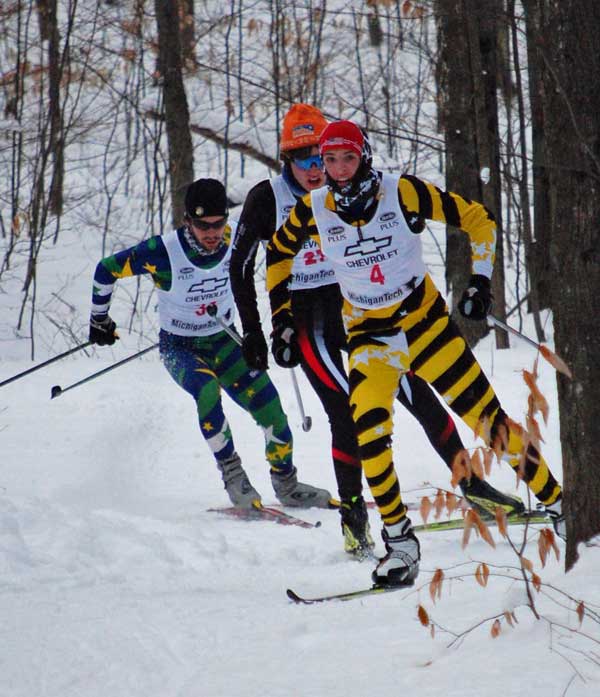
[188,216,228,231]
[292,154,323,170]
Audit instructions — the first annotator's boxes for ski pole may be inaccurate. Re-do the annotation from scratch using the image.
[487,314,572,377]
[206,305,244,344]
[290,368,312,432]
[207,306,312,432]
[50,343,159,399]
[487,315,541,351]
[0,340,93,388]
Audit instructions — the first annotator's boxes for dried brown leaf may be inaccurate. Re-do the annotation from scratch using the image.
[503,418,526,481]
[446,491,460,515]
[451,450,471,488]
[548,529,560,561]
[417,604,429,627]
[539,345,573,379]
[473,415,491,442]
[532,573,542,592]
[576,601,585,625]
[462,509,476,549]
[492,420,510,461]
[473,510,496,549]
[470,450,484,480]
[538,530,549,568]
[429,568,444,603]
[539,527,560,562]
[433,489,445,518]
[504,611,514,627]
[483,447,494,476]
[522,369,549,424]
[475,562,490,587]
[419,496,432,524]
[495,507,508,538]
[491,619,501,638]
[521,556,534,573]
[525,413,545,449]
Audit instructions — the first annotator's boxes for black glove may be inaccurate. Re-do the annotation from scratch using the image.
[271,314,301,368]
[89,314,118,346]
[242,329,269,371]
[458,275,493,321]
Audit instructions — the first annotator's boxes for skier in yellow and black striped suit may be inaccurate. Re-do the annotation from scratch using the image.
[265,119,565,587]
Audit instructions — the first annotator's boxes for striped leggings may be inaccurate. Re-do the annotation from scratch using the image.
[159,329,293,473]
[347,279,562,526]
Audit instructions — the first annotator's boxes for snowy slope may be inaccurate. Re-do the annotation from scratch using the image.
[2,266,600,696]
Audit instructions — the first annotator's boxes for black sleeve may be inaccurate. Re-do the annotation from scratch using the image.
[230,180,277,335]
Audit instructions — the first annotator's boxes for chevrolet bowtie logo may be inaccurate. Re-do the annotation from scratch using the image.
[187,277,228,293]
[345,235,392,257]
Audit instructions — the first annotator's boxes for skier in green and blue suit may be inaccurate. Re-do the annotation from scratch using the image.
[89,177,331,510]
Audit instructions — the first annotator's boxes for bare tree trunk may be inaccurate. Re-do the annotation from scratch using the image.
[522,0,553,312]
[435,0,506,348]
[541,0,600,570]
[154,0,194,227]
[436,0,476,326]
[46,0,64,218]
[467,0,507,348]
[507,0,545,342]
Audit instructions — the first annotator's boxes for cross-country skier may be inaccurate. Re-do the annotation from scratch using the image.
[232,105,524,559]
[266,119,565,586]
[88,177,331,510]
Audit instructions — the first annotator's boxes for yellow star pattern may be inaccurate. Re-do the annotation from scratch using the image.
[111,257,134,278]
[271,442,293,460]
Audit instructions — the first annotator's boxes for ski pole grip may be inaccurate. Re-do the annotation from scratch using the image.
[281,327,294,343]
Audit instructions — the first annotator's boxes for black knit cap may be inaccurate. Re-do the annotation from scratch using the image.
[184,178,229,218]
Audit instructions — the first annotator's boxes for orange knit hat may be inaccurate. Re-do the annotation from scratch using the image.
[280,104,329,153]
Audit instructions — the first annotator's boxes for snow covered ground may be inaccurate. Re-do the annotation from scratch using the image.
[2,286,600,696]
[0,186,598,697]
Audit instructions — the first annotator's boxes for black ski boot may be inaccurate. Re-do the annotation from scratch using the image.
[460,477,525,519]
[339,496,375,559]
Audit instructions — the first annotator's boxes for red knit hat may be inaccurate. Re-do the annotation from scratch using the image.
[319,120,364,157]
[280,104,328,152]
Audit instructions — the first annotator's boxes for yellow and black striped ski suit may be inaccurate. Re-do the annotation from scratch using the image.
[266,174,562,527]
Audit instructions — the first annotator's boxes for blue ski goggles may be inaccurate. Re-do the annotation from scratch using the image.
[292,154,323,170]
